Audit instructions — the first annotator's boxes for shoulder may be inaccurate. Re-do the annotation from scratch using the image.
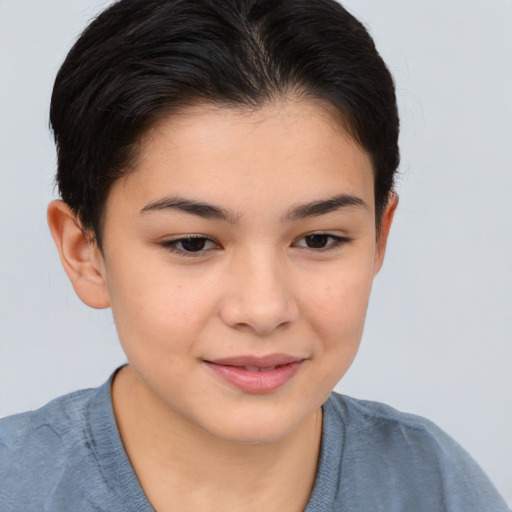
[1,388,95,464]
[0,388,96,511]
[320,393,510,511]
[1,388,94,446]
[323,392,467,479]
[1,388,95,457]
[327,392,454,443]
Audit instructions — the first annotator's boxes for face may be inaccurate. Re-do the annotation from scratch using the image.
[97,100,392,444]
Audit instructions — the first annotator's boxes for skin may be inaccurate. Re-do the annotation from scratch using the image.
[48,99,397,511]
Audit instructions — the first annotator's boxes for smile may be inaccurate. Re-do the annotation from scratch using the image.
[203,355,305,394]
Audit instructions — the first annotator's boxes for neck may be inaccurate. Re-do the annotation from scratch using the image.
[112,365,323,512]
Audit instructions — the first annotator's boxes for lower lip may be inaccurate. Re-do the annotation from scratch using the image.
[204,361,303,394]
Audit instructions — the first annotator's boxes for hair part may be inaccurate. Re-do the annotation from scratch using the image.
[50,0,400,249]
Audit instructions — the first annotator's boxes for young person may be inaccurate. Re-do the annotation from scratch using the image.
[0,0,509,510]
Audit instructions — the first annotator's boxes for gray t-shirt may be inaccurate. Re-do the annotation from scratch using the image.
[0,370,509,511]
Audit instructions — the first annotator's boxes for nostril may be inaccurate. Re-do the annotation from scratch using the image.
[218,262,299,334]
[219,294,298,335]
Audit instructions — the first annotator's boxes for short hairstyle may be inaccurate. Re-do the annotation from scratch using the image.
[50,0,400,247]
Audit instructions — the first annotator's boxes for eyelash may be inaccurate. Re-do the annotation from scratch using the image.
[293,233,352,252]
[159,233,352,257]
[159,235,219,257]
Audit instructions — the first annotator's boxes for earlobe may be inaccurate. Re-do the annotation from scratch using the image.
[373,192,398,275]
[47,200,110,309]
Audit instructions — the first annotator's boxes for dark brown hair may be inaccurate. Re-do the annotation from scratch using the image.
[50,0,399,247]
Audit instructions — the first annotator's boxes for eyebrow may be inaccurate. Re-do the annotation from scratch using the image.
[283,194,367,221]
[140,193,367,223]
[140,197,240,223]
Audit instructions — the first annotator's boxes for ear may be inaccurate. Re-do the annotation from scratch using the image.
[373,192,398,275]
[47,200,110,309]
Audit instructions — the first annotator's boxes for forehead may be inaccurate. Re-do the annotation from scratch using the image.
[107,99,375,219]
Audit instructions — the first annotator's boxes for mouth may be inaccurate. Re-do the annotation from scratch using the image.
[203,354,306,394]
[237,365,284,372]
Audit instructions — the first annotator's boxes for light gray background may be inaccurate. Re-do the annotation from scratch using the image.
[1,0,511,504]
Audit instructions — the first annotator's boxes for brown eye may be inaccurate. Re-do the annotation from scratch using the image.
[304,234,330,248]
[294,233,351,251]
[160,236,218,255]
[179,237,208,252]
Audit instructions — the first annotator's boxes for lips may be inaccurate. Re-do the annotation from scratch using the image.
[203,354,305,394]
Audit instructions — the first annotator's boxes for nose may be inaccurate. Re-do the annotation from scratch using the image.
[219,249,299,336]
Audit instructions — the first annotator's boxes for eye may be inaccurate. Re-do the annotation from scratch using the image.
[160,236,219,255]
[294,233,351,251]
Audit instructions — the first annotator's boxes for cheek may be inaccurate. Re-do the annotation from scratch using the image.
[307,275,372,389]
[291,265,374,406]
[303,259,375,342]
[104,257,218,361]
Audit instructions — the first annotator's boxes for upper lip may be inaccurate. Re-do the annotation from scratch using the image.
[205,354,306,368]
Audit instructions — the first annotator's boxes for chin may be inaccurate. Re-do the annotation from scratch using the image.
[214,421,298,445]
[198,401,315,445]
